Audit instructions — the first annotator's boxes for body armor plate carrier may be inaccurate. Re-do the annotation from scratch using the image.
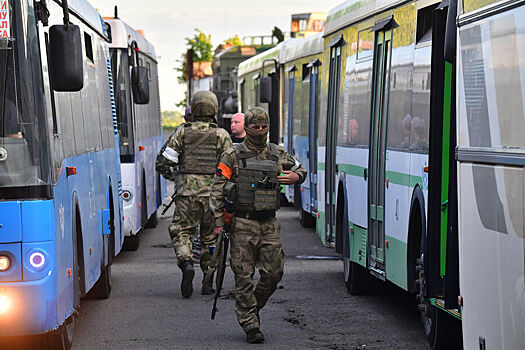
[232,143,280,215]
[179,124,218,175]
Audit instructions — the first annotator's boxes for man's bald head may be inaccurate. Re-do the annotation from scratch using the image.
[230,113,246,138]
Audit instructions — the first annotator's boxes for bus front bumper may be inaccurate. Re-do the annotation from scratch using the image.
[0,274,60,336]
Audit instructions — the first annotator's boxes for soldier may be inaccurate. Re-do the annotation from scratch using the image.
[210,107,306,343]
[161,91,232,298]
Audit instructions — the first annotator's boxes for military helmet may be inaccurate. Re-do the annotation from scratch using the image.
[244,107,269,126]
[191,91,218,117]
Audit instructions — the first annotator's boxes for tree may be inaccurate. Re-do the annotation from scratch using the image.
[224,35,242,46]
[175,29,213,85]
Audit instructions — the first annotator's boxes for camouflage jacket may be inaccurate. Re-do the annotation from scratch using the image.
[162,121,232,197]
[210,142,306,227]
[155,128,181,181]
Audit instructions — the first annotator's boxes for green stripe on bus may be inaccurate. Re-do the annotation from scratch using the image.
[440,62,453,276]
[317,163,423,188]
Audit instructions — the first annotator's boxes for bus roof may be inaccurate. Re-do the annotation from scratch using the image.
[281,33,323,64]
[67,0,109,39]
[325,0,407,37]
[237,42,284,77]
[106,18,157,62]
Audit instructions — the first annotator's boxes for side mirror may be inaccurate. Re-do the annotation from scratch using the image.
[49,24,84,92]
[260,77,272,103]
[131,66,150,104]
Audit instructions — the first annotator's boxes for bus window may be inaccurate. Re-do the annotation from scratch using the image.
[111,49,135,162]
[0,7,50,193]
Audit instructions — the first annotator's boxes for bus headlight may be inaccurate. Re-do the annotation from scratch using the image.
[0,256,11,272]
[122,190,132,201]
[0,294,9,314]
[29,252,45,269]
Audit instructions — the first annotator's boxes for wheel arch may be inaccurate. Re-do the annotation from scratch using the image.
[407,184,427,293]
[335,173,348,256]
[71,192,86,299]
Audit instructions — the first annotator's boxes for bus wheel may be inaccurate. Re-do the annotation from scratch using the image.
[91,263,112,299]
[146,211,158,228]
[123,234,140,251]
[299,208,315,228]
[426,305,462,350]
[43,317,75,350]
[343,257,370,295]
[416,256,462,349]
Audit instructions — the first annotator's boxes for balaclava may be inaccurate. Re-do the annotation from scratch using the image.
[244,107,269,152]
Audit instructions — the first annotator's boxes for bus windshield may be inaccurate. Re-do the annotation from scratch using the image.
[0,0,50,198]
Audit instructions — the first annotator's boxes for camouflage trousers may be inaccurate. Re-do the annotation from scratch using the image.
[168,195,216,272]
[230,216,284,333]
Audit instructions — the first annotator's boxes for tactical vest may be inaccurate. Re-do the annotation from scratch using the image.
[179,124,218,175]
[233,143,280,215]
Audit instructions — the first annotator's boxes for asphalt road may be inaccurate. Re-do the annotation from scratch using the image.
[72,193,429,350]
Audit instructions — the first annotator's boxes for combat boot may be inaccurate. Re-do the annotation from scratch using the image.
[246,328,264,344]
[201,273,215,295]
[180,260,194,298]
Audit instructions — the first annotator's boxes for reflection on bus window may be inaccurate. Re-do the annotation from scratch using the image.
[0,7,49,190]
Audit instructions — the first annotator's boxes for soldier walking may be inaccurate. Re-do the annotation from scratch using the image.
[210,107,306,343]
[161,91,232,298]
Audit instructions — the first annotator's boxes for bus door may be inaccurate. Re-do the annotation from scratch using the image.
[286,67,296,204]
[368,25,393,273]
[325,41,342,245]
[308,62,320,212]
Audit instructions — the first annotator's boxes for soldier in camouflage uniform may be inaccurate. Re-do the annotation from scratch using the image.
[210,107,306,343]
[161,92,232,298]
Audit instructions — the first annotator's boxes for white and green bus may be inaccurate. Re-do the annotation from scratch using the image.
[455,0,525,348]
[318,0,462,347]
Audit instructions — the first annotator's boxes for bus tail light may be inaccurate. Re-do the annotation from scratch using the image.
[139,146,145,151]
[122,190,132,201]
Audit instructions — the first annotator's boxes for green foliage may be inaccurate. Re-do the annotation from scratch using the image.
[175,29,213,84]
[224,35,242,46]
[162,110,184,131]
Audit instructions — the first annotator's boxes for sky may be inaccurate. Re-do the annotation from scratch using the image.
[89,0,343,112]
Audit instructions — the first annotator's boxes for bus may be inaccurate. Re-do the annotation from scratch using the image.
[0,0,124,347]
[318,0,462,348]
[455,0,525,348]
[237,43,284,145]
[106,16,165,251]
[280,34,323,228]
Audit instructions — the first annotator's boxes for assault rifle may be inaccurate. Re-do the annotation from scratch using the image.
[161,192,176,215]
[203,197,233,319]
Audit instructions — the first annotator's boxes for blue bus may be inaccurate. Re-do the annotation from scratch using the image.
[0,0,124,347]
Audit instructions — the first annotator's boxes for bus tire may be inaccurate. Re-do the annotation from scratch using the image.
[123,234,140,251]
[427,305,462,350]
[141,177,148,229]
[91,262,112,299]
[299,208,315,228]
[43,317,75,350]
[146,210,158,228]
[343,257,370,295]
